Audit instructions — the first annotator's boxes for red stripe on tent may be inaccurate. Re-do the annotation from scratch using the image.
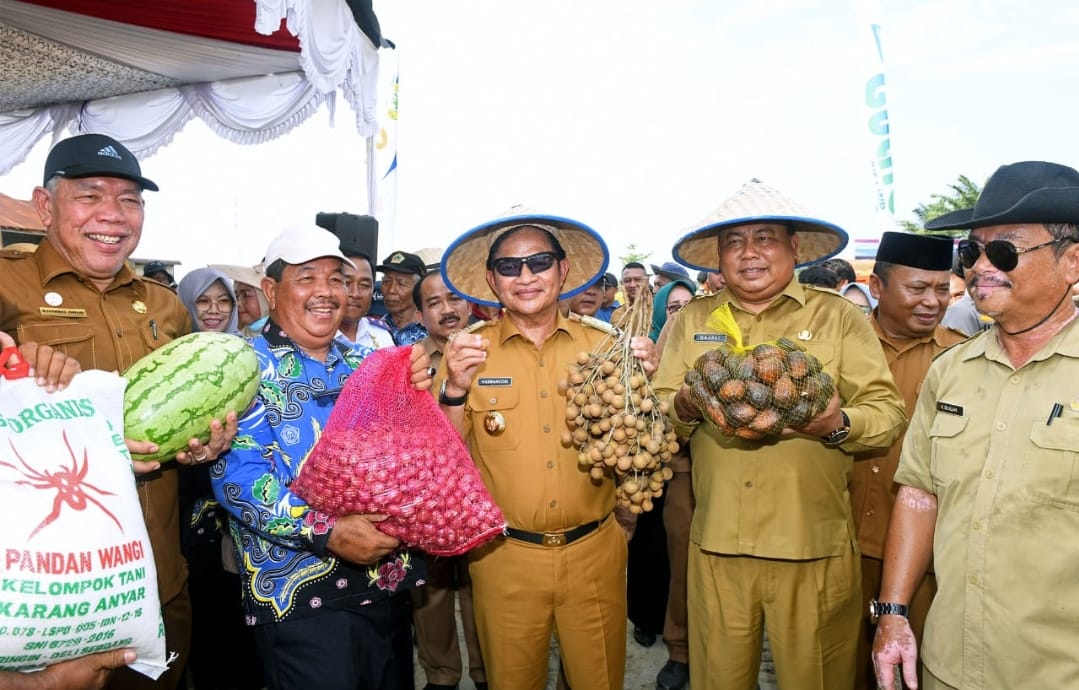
[18,0,301,51]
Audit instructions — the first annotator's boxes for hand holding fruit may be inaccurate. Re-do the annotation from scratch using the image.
[628,335,659,375]
[175,411,239,466]
[326,513,402,565]
[781,389,843,438]
[443,331,489,398]
[408,343,434,391]
[672,384,705,426]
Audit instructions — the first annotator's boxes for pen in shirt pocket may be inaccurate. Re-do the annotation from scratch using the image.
[149,319,158,340]
[1046,402,1064,425]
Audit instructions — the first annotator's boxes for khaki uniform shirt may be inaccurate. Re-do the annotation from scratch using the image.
[851,318,966,559]
[421,334,443,372]
[447,313,613,532]
[653,279,905,560]
[894,320,1079,689]
[0,238,192,604]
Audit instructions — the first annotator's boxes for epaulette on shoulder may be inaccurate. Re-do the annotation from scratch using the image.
[0,247,36,260]
[942,324,971,338]
[141,277,178,293]
[803,284,846,298]
[449,319,497,341]
[567,311,620,335]
[931,328,981,362]
[689,291,712,303]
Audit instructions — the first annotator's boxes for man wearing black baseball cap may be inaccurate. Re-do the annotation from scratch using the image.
[0,133,236,690]
[596,272,621,323]
[375,250,429,345]
[143,260,175,288]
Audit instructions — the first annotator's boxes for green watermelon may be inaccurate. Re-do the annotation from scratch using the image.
[122,331,260,462]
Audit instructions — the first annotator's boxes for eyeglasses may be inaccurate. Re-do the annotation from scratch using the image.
[491,252,558,278]
[956,237,1064,272]
[665,301,689,315]
[194,297,235,312]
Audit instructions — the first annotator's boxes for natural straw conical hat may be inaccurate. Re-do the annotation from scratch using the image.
[441,204,610,308]
[673,178,848,271]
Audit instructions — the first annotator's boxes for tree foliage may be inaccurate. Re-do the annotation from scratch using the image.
[618,243,652,267]
[900,174,981,236]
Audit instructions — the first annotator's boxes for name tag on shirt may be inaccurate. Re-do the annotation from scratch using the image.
[936,401,964,416]
[694,333,727,343]
[39,307,87,318]
[478,377,512,387]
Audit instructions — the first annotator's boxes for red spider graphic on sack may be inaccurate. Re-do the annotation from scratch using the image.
[1,430,123,540]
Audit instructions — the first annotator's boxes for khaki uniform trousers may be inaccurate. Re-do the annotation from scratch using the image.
[855,556,936,690]
[469,516,627,690]
[410,554,486,686]
[662,468,694,664]
[688,540,861,690]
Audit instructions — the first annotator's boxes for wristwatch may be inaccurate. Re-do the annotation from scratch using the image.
[820,410,851,446]
[869,598,909,624]
[438,379,468,407]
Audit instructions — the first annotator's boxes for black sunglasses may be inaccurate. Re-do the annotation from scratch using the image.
[956,237,1064,272]
[491,251,558,277]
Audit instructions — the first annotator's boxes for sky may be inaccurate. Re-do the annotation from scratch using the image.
[3,0,1079,282]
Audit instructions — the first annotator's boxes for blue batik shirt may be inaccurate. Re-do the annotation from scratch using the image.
[379,314,428,346]
[595,301,621,324]
[211,318,425,624]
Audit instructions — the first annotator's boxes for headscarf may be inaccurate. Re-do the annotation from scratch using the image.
[177,267,240,335]
[649,278,697,342]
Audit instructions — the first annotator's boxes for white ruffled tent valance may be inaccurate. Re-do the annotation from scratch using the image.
[0,0,380,175]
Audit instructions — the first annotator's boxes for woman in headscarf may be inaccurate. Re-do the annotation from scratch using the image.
[175,267,263,690]
[177,267,240,335]
[649,277,697,342]
[841,281,878,316]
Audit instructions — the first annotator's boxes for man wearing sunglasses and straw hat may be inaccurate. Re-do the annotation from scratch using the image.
[438,205,658,690]
[872,161,1079,690]
[652,179,905,690]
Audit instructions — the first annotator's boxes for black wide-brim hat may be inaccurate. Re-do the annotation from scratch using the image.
[925,161,1079,231]
[673,178,848,271]
[441,205,609,309]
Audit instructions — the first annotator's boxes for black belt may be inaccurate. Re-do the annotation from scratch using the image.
[503,513,610,547]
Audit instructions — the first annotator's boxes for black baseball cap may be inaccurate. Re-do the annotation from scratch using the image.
[43,133,159,191]
[376,251,426,277]
[143,261,173,282]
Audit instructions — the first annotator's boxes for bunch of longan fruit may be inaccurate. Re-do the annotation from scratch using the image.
[559,350,677,514]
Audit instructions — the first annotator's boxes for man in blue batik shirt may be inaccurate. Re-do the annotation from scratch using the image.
[212,225,433,690]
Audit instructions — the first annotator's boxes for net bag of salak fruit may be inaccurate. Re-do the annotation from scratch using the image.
[290,346,505,556]
[0,362,168,678]
[684,303,835,441]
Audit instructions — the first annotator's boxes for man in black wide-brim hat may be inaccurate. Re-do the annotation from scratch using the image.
[874,161,1079,690]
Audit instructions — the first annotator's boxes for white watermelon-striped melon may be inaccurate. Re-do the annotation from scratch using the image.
[122,331,260,462]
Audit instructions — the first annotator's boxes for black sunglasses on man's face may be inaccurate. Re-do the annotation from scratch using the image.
[956,237,1064,272]
[490,252,558,278]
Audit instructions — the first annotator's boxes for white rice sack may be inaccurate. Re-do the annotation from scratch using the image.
[0,370,168,679]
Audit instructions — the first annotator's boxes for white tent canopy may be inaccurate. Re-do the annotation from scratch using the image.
[0,0,382,175]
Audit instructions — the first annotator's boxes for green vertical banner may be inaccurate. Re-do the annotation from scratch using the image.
[855,0,897,235]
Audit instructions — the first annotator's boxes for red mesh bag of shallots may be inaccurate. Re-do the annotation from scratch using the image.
[291,346,505,556]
